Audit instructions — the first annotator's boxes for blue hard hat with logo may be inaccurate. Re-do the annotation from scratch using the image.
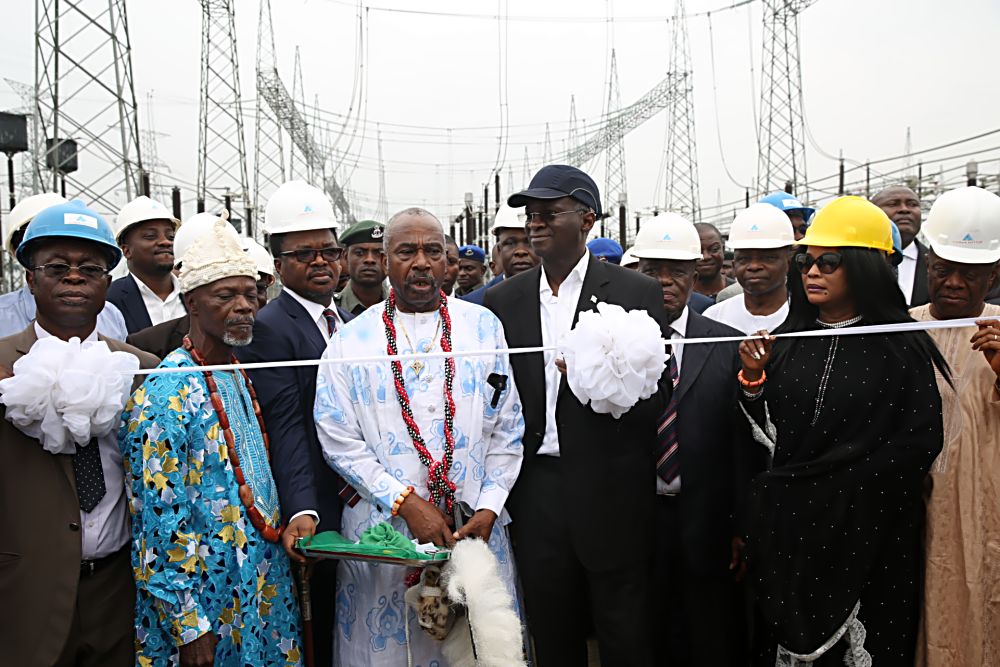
[587,237,624,264]
[16,199,122,268]
[458,244,486,264]
[758,191,816,222]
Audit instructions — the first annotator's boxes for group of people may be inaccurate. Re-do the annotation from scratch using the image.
[0,162,997,667]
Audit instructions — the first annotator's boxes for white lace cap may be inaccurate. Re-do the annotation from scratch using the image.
[0,336,139,454]
[179,212,258,293]
[562,302,668,418]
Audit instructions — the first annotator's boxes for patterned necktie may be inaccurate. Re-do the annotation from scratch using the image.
[655,350,681,484]
[322,308,338,337]
[73,438,106,513]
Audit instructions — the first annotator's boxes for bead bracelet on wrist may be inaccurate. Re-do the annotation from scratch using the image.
[738,369,766,388]
[391,485,415,517]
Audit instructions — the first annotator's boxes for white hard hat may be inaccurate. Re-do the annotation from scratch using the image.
[631,213,702,261]
[923,186,1000,264]
[115,195,179,243]
[4,193,67,257]
[491,204,526,233]
[727,203,795,250]
[621,247,638,267]
[241,237,274,277]
[174,212,240,267]
[263,180,338,235]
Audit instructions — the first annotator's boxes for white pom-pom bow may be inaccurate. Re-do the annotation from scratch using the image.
[561,302,668,418]
[0,336,139,454]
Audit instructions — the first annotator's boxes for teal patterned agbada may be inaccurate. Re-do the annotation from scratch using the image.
[119,349,303,667]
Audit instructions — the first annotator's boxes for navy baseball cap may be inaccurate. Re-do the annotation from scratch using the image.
[587,237,624,264]
[458,244,486,264]
[508,165,603,218]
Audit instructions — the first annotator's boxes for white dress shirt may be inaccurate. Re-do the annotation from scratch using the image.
[656,306,689,495]
[34,323,129,559]
[132,273,185,326]
[285,286,343,341]
[896,241,919,305]
[537,252,590,457]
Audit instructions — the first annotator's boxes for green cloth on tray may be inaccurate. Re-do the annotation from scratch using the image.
[298,522,449,561]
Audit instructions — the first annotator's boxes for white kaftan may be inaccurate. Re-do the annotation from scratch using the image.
[314,296,525,666]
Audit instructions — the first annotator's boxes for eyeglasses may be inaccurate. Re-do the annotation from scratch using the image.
[31,263,110,280]
[794,224,809,237]
[794,252,843,275]
[524,209,588,224]
[279,247,344,264]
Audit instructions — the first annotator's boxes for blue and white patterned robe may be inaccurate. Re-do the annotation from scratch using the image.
[314,297,525,666]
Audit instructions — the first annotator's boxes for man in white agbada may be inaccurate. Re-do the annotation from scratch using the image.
[314,207,525,665]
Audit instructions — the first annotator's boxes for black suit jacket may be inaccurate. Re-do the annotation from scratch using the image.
[235,291,352,527]
[106,275,153,334]
[484,256,670,570]
[673,311,766,576]
[126,314,190,359]
[909,240,930,307]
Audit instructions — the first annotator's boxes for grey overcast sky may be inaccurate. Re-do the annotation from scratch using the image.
[3,0,1000,227]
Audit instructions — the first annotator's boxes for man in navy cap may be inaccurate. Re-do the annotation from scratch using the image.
[484,165,668,666]
[586,237,623,264]
[455,243,487,296]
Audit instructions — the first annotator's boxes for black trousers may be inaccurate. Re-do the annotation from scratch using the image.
[510,456,655,667]
[652,494,748,667]
[310,558,337,667]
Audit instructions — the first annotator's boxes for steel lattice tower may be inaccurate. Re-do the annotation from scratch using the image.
[253,0,286,227]
[375,125,388,221]
[567,95,579,156]
[663,0,700,220]
[289,46,311,182]
[757,0,814,196]
[34,0,142,211]
[197,0,250,230]
[543,122,552,163]
[603,48,628,235]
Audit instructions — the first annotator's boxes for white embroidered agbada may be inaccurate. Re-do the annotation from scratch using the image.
[314,296,525,666]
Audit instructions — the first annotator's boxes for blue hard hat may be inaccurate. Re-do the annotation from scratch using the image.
[16,199,122,268]
[758,191,816,223]
[458,244,486,264]
[587,237,624,264]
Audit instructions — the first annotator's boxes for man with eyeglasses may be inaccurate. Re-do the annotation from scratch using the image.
[334,219,388,316]
[0,199,158,666]
[235,180,355,667]
[462,204,539,306]
[872,184,930,307]
[484,165,669,666]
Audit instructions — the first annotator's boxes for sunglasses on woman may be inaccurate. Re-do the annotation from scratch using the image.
[794,252,843,274]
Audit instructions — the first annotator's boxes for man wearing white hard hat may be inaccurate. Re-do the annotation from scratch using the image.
[631,212,761,666]
[242,237,275,309]
[703,204,794,334]
[909,186,1000,667]
[235,180,354,667]
[125,211,241,359]
[461,204,538,306]
[105,195,182,334]
[0,193,129,339]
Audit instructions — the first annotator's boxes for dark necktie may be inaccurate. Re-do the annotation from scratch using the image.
[654,349,681,484]
[322,308,338,337]
[73,438,106,513]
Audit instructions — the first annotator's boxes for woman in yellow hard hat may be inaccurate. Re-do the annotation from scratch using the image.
[733,196,949,665]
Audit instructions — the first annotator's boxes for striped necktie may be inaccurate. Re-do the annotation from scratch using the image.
[654,351,681,483]
[322,308,338,337]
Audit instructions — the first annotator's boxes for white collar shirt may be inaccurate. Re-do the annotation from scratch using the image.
[131,273,185,326]
[284,287,343,341]
[33,323,129,559]
[896,241,919,305]
[536,251,590,457]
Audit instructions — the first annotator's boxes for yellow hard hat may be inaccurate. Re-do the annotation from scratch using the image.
[797,196,894,253]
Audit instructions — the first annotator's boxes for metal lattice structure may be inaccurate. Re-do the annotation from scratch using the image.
[289,46,311,182]
[4,79,39,200]
[757,0,815,196]
[567,95,579,156]
[197,0,250,229]
[34,0,143,211]
[603,49,628,225]
[140,92,171,202]
[543,122,552,163]
[375,125,388,221]
[252,0,286,226]
[663,0,700,220]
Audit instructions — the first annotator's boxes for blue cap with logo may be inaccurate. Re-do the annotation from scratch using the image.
[458,244,486,264]
[758,191,815,222]
[16,199,122,268]
[508,165,603,218]
[587,237,624,264]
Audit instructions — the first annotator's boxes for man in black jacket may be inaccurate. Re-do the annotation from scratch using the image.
[631,212,765,666]
[872,185,930,306]
[484,165,668,666]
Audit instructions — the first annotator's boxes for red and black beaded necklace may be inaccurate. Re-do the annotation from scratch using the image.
[381,290,458,512]
[182,336,282,543]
